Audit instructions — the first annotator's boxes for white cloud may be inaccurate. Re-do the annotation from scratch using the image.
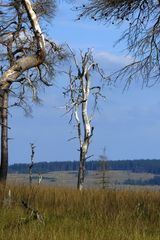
[95,51,133,67]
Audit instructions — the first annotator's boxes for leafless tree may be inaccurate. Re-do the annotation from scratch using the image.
[76,0,160,89]
[0,0,66,183]
[63,47,109,190]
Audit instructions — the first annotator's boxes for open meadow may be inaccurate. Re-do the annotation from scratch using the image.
[1,184,160,240]
[7,170,158,188]
[1,1,160,239]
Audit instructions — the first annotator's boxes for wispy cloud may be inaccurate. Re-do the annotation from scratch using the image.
[95,51,133,67]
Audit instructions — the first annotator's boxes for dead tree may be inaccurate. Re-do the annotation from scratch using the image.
[0,0,66,183]
[76,0,160,88]
[29,143,35,186]
[63,47,109,190]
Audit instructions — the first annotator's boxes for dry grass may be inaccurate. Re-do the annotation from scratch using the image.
[8,170,156,188]
[0,184,160,240]
[8,170,160,189]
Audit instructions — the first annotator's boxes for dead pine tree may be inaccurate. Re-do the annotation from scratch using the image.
[0,0,66,184]
[63,47,109,190]
[0,0,46,184]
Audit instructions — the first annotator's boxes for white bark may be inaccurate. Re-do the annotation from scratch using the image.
[22,0,45,49]
[77,74,92,190]
[0,0,45,90]
[65,48,106,190]
[0,55,44,89]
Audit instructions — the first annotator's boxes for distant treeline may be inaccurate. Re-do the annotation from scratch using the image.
[9,159,160,174]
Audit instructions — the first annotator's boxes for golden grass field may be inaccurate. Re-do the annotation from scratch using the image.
[0,184,160,240]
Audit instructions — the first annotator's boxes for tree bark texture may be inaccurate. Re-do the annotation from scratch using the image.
[0,91,8,182]
[77,74,91,190]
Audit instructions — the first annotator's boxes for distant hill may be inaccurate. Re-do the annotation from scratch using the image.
[9,159,160,174]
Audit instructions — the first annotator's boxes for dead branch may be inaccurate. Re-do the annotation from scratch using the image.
[21,200,44,223]
[77,0,160,87]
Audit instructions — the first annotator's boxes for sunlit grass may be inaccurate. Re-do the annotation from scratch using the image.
[0,184,160,240]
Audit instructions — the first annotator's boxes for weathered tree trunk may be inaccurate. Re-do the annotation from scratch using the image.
[0,91,8,183]
[77,75,91,190]
[77,148,86,190]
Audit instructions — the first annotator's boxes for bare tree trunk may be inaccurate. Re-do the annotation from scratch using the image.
[0,91,8,183]
[77,75,91,190]
[29,143,35,186]
[77,148,86,190]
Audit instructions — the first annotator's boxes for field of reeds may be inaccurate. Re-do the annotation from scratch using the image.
[0,184,160,240]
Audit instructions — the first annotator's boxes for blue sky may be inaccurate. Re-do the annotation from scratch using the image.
[9,2,160,164]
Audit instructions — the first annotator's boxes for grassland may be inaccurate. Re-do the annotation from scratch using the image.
[0,184,160,240]
[7,170,156,188]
